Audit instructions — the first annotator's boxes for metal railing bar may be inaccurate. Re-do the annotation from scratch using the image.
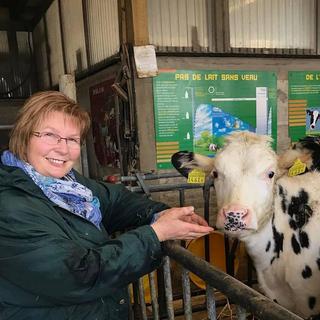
[126,183,203,193]
[135,172,151,197]
[121,172,184,182]
[163,242,304,320]
[178,188,185,207]
[0,125,13,130]
[206,285,217,320]
[132,281,142,319]
[128,286,134,320]
[138,277,148,320]
[181,268,192,320]
[149,271,159,320]
[163,256,175,319]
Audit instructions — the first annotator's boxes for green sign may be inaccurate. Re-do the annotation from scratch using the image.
[288,71,320,142]
[153,69,277,169]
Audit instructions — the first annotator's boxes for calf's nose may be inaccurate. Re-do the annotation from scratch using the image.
[217,204,250,231]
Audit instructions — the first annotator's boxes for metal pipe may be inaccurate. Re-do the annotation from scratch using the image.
[121,172,184,182]
[178,189,185,207]
[206,285,217,320]
[181,268,192,320]
[0,125,13,130]
[163,256,175,320]
[163,242,303,320]
[126,183,203,193]
[132,281,141,319]
[128,286,134,320]
[138,277,148,320]
[149,271,159,320]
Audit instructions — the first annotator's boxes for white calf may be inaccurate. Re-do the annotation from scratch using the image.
[172,131,320,319]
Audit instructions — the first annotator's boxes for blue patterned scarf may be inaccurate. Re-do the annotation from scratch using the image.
[1,150,102,229]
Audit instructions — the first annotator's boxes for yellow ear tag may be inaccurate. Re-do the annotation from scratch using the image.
[187,169,206,184]
[288,159,307,177]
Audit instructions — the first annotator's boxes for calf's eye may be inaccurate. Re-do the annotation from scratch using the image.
[212,171,218,179]
[268,171,275,179]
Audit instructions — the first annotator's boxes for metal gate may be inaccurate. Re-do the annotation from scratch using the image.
[116,172,303,320]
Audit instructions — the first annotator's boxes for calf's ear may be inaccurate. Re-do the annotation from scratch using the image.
[278,136,320,175]
[171,151,195,177]
[171,151,215,178]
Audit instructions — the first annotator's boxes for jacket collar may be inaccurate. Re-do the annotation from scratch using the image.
[0,162,47,199]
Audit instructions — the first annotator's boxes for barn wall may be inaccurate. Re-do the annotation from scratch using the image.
[33,0,120,89]
[148,0,209,51]
[0,99,24,151]
[59,0,88,74]
[148,0,317,54]
[45,0,65,85]
[85,0,120,65]
[135,56,320,173]
[229,0,315,50]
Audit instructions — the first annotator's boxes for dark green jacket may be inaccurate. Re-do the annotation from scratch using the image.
[0,162,169,319]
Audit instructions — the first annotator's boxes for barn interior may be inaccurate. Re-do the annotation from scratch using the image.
[0,1,319,319]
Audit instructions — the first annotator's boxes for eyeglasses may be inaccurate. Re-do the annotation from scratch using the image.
[32,132,81,149]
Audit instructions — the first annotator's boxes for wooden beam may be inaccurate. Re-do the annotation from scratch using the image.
[29,0,54,30]
[124,0,149,46]
[0,20,31,31]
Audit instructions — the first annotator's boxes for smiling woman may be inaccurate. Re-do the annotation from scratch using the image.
[0,90,213,320]
[9,91,89,162]
[26,112,81,178]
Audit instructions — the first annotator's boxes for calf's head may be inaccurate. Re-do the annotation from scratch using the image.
[172,131,278,238]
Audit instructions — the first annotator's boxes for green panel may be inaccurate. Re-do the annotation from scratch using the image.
[288,71,320,142]
[153,70,277,169]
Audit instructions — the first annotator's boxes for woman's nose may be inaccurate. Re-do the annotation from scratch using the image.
[55,139,69,152]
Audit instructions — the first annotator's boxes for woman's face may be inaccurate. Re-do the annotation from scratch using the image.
[26,111,81,178]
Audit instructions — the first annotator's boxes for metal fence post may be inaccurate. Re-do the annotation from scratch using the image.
[181,268,192,320]
[163,256,175,320]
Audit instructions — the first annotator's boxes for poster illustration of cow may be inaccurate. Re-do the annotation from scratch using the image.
[306,108,320,136]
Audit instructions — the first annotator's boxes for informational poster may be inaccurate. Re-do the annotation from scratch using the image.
[89,79,120,169]
[153,69,277,169]
[288,71,320,141]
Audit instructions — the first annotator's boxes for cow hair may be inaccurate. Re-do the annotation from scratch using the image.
[278,136,320,175]
[223,130,273,148]
[298,136,320,171]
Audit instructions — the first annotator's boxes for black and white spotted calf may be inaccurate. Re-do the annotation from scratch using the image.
[172,131,320,319]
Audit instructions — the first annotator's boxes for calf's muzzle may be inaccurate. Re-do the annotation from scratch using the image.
[216,204,252,232]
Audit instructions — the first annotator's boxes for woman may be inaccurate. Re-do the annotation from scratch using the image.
[0,91,213,320]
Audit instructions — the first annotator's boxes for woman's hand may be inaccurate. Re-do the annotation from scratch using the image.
[151,206,214,242]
